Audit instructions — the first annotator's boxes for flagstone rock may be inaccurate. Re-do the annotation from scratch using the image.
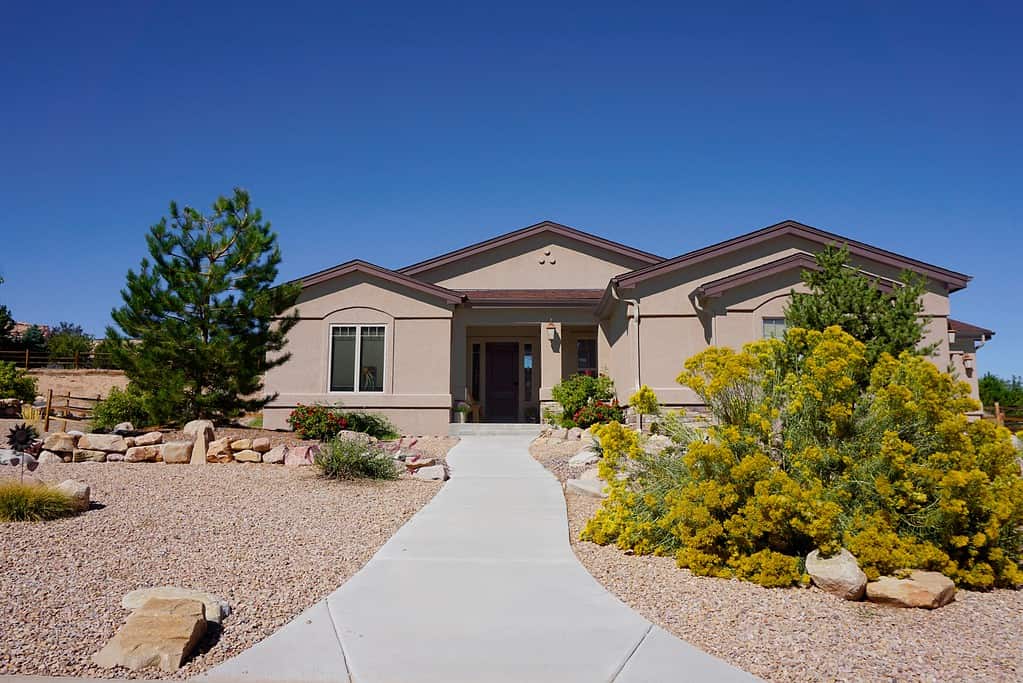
[125,445,162,463]
[806,548,867,600]
[54,479,90,511]
[121,586,229,624]
[77,433,128,453]
[92,598,206,672]
[134,431,163,447]
[262,445,287,464]
[234,449,262,463]
[42,432,76,453]
[866,571,956,609]
[73,448,107,463]
[161,441,193,464]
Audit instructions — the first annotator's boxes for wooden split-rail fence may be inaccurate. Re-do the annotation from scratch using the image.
[43,389,101,432]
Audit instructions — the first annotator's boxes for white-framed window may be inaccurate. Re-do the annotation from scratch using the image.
[762,317,787,340]
[329,324,386,392]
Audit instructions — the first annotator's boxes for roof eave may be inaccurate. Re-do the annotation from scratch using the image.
[295,260,465,305]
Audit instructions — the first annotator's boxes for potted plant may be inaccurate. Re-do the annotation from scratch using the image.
[453,402,472,423]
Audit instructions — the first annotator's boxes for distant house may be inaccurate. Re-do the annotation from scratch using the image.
[263,220,992,434]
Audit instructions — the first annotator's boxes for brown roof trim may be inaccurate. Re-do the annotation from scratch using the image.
[461,288,605,308]
[696,252,898,298]
[398,220,665,276]
[614,220,972,292]
[296,260,465,305]
[949,318,995,338]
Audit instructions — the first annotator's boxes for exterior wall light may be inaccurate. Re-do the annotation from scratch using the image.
[948,330,956,345]
[546,321,556,341]
[963,355,974,371]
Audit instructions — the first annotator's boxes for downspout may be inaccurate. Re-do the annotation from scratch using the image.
[615,283,641,391]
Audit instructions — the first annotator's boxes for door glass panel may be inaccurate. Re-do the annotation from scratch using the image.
[359,326,385,391]
[523,343,533,396]
[471,343,481,400]
[330,326,356,391]
[577,338,597,376]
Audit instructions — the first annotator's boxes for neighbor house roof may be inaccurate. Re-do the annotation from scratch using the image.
[949,319,995,338]
[399,220,665,276]
[460,289,605,307]
[613,220,972,292]
[296,259,465,305]
[694,252,898,298]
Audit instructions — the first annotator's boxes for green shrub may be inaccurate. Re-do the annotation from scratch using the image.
[91,385,155,431]
[0,482,77,522]
[315,437,398,480]
[0,361,37,402]
[288,405,399,441]
[551,373,616,427]
[582,326,1023,590]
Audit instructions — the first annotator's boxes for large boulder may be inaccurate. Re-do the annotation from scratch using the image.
[205,437,233,463]
[285,444,320,466]
[92,598,206,672]
[866,571,956,609]
[121,586,229,625]
[262,445,287,464]
[183,420,215,465]
[568,449,600,467]
[125,445,161,463]
[72,448,107,463]
[54,479,90,511]
[134,431,163,447]
[161,441,193,465]
[38,450,64,465]
[579,467,600,481]
[42,432,77,453]
[77,433,128,453]
[567,427,584,440]
[251,437,271,453]
[233,449,262,463]
[805,548,867,600]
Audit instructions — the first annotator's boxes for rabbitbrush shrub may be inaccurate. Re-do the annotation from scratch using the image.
[315,436,398,480]
[582,326,1023,590]
[0,482,77,522]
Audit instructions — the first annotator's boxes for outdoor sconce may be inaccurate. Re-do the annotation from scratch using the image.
[963,356,975,371]
[948,330,956,345]
[546,321,557,341]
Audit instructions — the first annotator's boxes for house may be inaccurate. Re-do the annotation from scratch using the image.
[263,220,993,434]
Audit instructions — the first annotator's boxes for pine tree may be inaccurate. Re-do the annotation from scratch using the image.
[785,246,930,369]
[107,189,300,423]
[0,276,14,344]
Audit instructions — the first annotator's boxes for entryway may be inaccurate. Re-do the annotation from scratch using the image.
[484,342,519,422]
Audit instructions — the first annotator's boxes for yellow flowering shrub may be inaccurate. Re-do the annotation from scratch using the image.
[581,325,1023,590]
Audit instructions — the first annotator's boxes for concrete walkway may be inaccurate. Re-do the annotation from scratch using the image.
[202,435,756,683]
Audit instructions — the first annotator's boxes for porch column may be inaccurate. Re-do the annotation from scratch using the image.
[539,321,562,405]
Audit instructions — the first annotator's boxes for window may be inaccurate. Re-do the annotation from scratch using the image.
[523,343,533,396]
[330,325,386,392]
[762,317,787,340]
[471,343,481,400]
[577,338,597,376]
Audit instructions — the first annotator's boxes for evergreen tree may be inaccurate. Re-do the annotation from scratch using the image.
[19,325,47,352]
[0,276,14,344]
[785,246,930,369]
[47,321,93,361]
[107,188,300,423]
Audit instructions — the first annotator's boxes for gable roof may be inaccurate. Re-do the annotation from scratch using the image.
[296,259,465,305]
[695,252,898,298]
[398,220,665,276]
[614,220,972,292]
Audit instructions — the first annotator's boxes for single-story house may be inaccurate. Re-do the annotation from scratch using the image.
[263,219,993,434]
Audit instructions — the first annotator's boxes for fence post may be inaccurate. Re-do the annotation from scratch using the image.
[995,402,1003,427]
[44,388,53,432]
[74,351,79,370]
[24,348,30,370]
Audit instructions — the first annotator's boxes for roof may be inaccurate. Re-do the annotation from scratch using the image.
[295,260,465,305]
[398,220,665,276]
[460,289,604,307]
[614,220,972,293]
[949,319,995,338]
[695,252,898,298]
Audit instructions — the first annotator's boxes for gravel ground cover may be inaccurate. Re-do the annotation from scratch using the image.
[563,489,1023,682]
[0,458,449,679]
[528,434,593,482]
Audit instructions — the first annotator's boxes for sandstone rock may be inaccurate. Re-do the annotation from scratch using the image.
[234,449,262,463]
[183,420,214,465]
[285,444,320,466]
[77,433,128,453]
[54,479,90,511]
[134,431,163,447]
[405,457,437,472]
[42,432,76,453]
[107,452,125,462]
[67,429,85,438]
[579,467,600,481]
[566,478,606,498]
[121,586,229,624]
[92,598,206,672]
[161,441,193,464]
[230,438,252,451]
[113,422,135,434]
[337,430,376,445]
[73,448,107,463]
[568,449,600,467]
[205,437,233,462]
[806,548,867,600]
[262,445,287,464]
[251,437,271,452]
[567,427,584,440]
[38,450,64,465]
[412,464,448,481]
[643,434,673,455]
[866,571,956,609]
[124,437,136,448]
[125,445,161,463]
[549,427,568,440]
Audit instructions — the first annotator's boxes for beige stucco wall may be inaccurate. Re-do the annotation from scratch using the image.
[264,272,454,434]
[416,233,649,290]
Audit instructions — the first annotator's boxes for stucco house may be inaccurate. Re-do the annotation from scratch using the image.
[263,219,993,434]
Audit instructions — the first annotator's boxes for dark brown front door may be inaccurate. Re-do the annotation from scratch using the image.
[485,342,519,422]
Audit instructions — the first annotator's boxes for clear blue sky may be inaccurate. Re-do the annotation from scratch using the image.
[1,1,1019,375]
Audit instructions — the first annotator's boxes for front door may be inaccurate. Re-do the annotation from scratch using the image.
[485,342,519,422]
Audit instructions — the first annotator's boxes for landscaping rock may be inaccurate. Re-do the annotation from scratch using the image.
[42,432,76,453]
[234,449,262,463]
[38,450,63,465]
[412,464,448,481]
[123,436,136,448]
[866,571,956,609]
[568,449,600,467]
[567,427,584,440]
[806,548,867,600]
[0,448,18,465]
[405,457,437,473]
[108,452,125,462]
[183,420,215,465]
[643,434,673,455]
[134,431,163,447]
[251,437,271,453]
[337,430,376,445]
[72,448,107,463]
[77,433,128,453]
[113,422,135,434]
[230,438,252,451]
[92,598,206,672]
[125,445,162,463]
[161,441,193,464]
[566,478,606,498]
[548,427,568,440]
[205,437,233,462]
[285,444,320,466]
[262,445,287,464]
[67,429,85,438]
[579,467,600,481]
[121,586,229,624]
[54,479,90,511]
